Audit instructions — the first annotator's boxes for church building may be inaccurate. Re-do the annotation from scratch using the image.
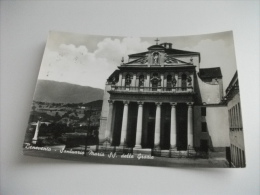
[98,39,230,157]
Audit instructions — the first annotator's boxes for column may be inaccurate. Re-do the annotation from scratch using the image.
[104,100,114,144]
[32,119,41,145]
[187,102,194,149]
[120,101,129,146]
[154,102,162,149]
[134,101,144,148]
[170,102,177,149]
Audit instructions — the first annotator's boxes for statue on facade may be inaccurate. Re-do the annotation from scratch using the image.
[153,53,159,64]
[190,57,193,64]
[150,73,161,87]
[139,76,144,87]
[125,75,131,86]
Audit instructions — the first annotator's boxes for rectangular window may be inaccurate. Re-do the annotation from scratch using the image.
[201,107,206,116]
[238,103,243,130]
[228,109,231,127]
[242,150,246,167]
[231,107,234,129]
[202,122,207,132]
[236,104,240,130]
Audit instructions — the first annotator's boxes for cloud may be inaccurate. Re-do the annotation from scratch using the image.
[38,37,149,89]
[38,35,236,92]
[94,37,149,62]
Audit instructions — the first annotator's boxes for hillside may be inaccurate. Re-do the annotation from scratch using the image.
[83,100,103,108]
[33,80,104,103]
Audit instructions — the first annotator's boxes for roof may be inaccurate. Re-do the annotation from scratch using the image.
[225,71,238,94]
[224,71,239,102]
[107,69,120,81]
[147,45,165,50]
[128,44,200,62]
[128,51,148,57]
[199,67,222,78]
[165,48,199,56]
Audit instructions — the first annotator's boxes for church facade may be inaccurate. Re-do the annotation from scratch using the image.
[98,41,230,157]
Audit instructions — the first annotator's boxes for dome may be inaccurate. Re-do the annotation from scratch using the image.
[147,44,165,51]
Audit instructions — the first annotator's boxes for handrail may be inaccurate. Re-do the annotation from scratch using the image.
[110,85,194,92]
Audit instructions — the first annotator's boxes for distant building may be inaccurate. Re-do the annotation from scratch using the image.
[98,41,230,157]
[225,71,245,167]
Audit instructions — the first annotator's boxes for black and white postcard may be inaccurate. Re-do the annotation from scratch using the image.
[23,31,245,168]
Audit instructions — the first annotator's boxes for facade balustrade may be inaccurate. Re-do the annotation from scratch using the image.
[110,85,194,93]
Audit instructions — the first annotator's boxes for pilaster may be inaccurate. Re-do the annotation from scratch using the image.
[103,100,114,145]
[187,102,194,151]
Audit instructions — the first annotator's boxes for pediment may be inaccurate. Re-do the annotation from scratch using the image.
[124,55,192,66]
[126,56,148,65]
[164,56,190,65]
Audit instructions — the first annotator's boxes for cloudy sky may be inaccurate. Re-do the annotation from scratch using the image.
[38,31,237,93]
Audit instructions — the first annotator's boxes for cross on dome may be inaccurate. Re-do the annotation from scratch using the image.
[154,38,160,45]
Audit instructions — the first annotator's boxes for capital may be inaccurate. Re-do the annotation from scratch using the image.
[123,100,130,105]
[187,102,194,106]
[155,102,162,106]
[137,101,144,106]
[170,102,177,107]
[108,100,114,104]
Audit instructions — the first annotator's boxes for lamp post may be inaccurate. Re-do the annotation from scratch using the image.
[32,117,42,145]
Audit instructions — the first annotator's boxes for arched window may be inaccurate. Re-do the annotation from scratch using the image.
[181,74,187,91]
[139,75,144,87]
[125,74,131,87]
[166,75,172,91]
[151,73,160,91]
